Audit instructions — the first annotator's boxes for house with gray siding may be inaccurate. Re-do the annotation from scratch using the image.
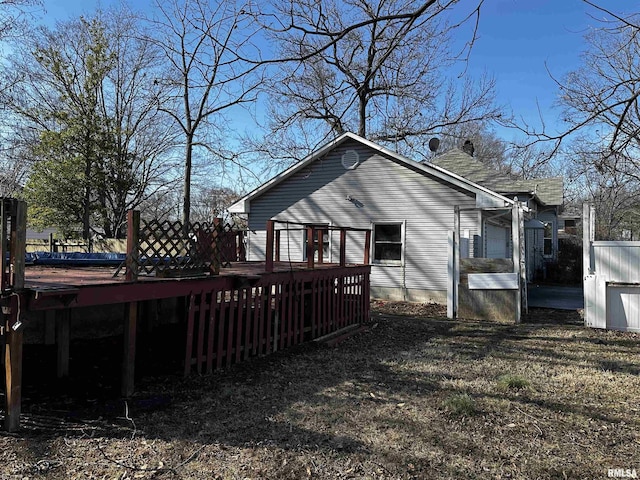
[229,133,532,303]
[230,133,529,303]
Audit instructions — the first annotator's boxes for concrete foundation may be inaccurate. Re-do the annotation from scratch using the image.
[370,286,446,305]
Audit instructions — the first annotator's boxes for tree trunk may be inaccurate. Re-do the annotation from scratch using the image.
[83,154,92,246]
[358,91,367,138]
[182,134,193,231]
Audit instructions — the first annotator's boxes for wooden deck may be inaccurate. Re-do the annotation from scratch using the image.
[1,201,372,432]
[24,261,362,309]
[7,260,371,432]
[25,261,348,289]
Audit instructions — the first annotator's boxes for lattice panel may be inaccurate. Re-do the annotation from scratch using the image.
[127,216,244,277]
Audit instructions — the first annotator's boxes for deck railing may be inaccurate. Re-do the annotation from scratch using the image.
[265,220,371,272]
[183,265,370,374]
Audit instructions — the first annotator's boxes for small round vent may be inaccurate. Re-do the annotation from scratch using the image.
[341,150,360,170]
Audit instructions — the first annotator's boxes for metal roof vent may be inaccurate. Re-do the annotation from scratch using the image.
[341,149,360,170]
[462,140,474,156]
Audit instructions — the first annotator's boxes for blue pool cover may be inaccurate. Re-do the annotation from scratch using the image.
[19,252,126,266]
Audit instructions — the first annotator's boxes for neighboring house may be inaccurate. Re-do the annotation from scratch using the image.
[558,207,581,240]
[430,147,563,281]
[229,133,552,303]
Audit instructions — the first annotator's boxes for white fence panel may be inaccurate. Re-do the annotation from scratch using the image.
[593,241,640,282]
[607,285,640,332]
[587,241,640,332]
[584,275,606,329]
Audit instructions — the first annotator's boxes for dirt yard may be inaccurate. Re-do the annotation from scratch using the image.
[0,301,638,479]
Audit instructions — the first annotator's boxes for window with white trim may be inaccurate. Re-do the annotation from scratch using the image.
[373,223,403,264]
[543,221,554,256]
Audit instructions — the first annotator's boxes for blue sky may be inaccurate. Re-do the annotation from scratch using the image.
[454,0,623,139]
[43,0,638,142]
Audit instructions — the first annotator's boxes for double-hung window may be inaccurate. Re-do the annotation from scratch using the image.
[373,223,403,264]
[543,221,554,257]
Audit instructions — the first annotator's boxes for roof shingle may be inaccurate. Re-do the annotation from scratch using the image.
[430,148,563,206]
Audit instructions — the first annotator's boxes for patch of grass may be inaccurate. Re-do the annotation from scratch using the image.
[496,374,530,391]
[442,393,476,416]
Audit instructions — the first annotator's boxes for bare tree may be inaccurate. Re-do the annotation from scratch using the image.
[5,6,177,239]
[0,0,43,191]
[428,120,508,167]
[256,0,502,166]
[569,145,640,240]
[191,186,241,224]
[0,0,41,41]
[514,3,640,162]
[146,0,263,227]
[497,2,640,227]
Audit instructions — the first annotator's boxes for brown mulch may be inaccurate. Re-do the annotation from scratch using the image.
[370,299,447,318]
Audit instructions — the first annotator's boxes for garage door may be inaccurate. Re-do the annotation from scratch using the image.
[607,285,640,332]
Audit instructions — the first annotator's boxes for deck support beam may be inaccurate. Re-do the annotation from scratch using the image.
[4,199,26,432]
[364,230,371,264]
[122,302,138,397]
[44,310,56,345]
[4,320,22,433]
[339,229,346,266]
[56,310,70,378]
[265,220,275,273]
[306,227,315,268]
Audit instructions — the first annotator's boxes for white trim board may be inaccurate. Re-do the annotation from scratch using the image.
[468,273,518,290]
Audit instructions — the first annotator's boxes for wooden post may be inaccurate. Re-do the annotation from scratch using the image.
[364,230,371,264]
[4,306,22,432]
[48,232,54,253]
[339,229,346,266]
[212,218,221,275]
[511,203,521,323]
[5,199,26,432]
[56,310,70,378]
[122,302,137,397]
[454,206,460,319]
[44,310,56,345]
[583,202,594,276]
[275,230,280,262]
[447,231,455,319]
[518,205,527,315]
[9,200,25,291]
[126,210,140,282]
[317,229,324,264]
[0,199,7,292]
[266,220,275,273]
[306,226,315,268]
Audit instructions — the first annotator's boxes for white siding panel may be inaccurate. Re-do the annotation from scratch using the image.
[607,286,640,332]
[594,242,640,282]
[371,265,404,288]
[247,231,266,261]
[275,228,305,262]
